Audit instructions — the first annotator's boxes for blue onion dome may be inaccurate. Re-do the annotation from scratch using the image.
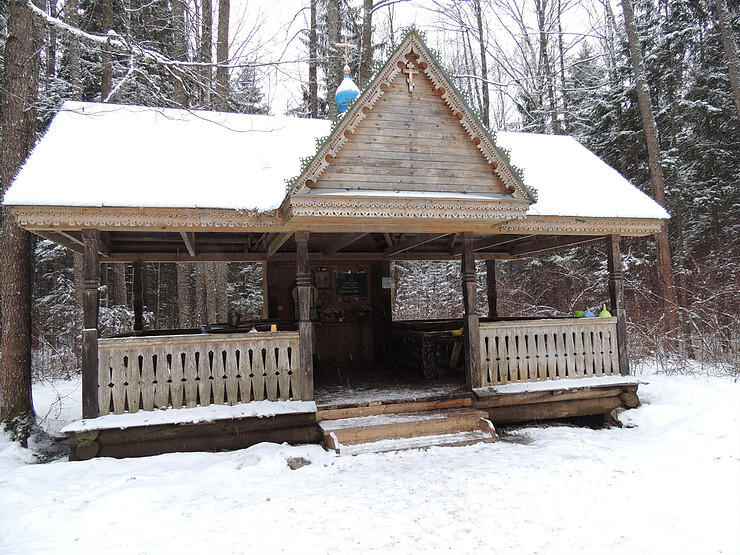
[335,64,360,114]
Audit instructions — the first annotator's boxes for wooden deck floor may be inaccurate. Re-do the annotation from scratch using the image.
[315,378,468,409]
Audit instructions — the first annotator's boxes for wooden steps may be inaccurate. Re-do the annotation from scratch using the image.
[319,407,498,455]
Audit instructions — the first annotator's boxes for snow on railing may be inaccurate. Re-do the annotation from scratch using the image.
[479,318,619,386]
[97,332,301,416]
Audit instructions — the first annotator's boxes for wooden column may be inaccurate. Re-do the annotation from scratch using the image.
[485,259,498,319]
[133,261,144,332]
[295,231,314,400]
[462,232,482,389]
[607,235,631,376]
[261,262,269,319]
[81,229,100,418]
[372,260,393,369]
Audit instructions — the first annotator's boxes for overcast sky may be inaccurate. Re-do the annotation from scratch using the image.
[229,0,605,116]
[229,0,437,114]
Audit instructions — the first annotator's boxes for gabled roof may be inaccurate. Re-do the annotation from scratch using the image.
[286,30,535,211]
[2,101,668,225]
[2,29,668,237]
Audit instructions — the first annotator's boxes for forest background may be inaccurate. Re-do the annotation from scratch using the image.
[0,0,738,432]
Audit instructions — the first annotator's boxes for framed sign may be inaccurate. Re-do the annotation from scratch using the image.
[336,272,368,298]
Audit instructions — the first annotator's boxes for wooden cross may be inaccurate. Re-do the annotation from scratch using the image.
[403,61,418,93]
[335,38,357,66]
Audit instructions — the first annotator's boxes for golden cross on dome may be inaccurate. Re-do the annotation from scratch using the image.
[335,38,357,66]
[402,61,418,93]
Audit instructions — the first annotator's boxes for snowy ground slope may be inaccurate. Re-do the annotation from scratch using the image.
[0,367,738,554]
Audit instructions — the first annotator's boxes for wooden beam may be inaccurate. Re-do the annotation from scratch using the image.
[35,230,111,256]
[508,235,603,257]
[385,233,449,256]
[295,231,314,401]
[179,231,196,257]
[103,250,518,264]
[104,252,269,263]
[81,229,100,419]
[607,235,630,376]
[363,234,385,252]
[98,232,112,255]
[452,234,529,255]
[383,233,395,248]
[461,232,481,390]
[267,232,293,257]
[323,232,369,255]
[251,232,269,253]
[133,261,144,332]
[486,259,498,318]
[261,262,269,319]
[34,231,83,253]
[58,230,84,248]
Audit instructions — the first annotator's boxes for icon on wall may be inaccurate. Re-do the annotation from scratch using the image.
[314,269,331,289]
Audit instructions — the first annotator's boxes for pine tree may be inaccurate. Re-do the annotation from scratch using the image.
[1,0,42,443]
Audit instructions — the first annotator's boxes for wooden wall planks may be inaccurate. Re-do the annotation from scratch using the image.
[313,70,507,194]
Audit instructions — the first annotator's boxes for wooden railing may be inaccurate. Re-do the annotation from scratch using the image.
[97,332,301,416]
[479,318,620,386]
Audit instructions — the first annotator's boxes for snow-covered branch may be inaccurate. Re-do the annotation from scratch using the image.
[25,0,271,72]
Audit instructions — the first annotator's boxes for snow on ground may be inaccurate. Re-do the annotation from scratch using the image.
[1,365,738,554]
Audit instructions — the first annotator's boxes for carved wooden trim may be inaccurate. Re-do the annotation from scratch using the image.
[499,216,664,235]
[287,195,530,222]
[288,32,531,202]
[11,206,280,231]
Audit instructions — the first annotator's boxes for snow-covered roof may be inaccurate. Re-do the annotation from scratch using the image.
[3,101,329,211]
[3,101,668,221]
[496,132,669,220]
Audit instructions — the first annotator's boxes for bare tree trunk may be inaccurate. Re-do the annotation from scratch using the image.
[205,262,217,322]
[45,0,56,86]
[172,0,189,107]
[557,0,569,132]
[216,0,230,111]
[603,0,619,84]
[214,262,228,321]
[715,0,740,117]
[620,0,678,332]
[113,264,127,305]
[464,29,483,113]
[177,263,193,328]
[67,0,84,365]
[309,0,318,117]
[195,264,207,324]
[100,0,112,101]
[200,0,213,107]
[327,0,341,120]
[473,0,490,126]
[360,0,373,84]
[535,0,560,134]
[195,263,220,323]
[1,0,42,440]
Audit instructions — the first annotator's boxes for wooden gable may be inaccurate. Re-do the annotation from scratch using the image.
[313,58,509,195]
[284,31,534,228]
